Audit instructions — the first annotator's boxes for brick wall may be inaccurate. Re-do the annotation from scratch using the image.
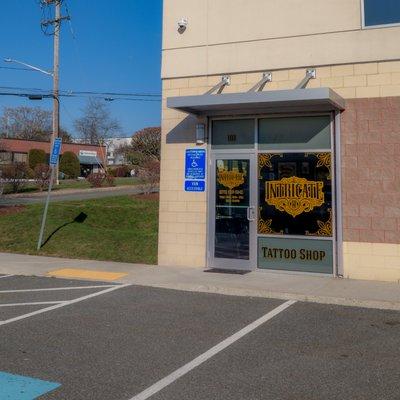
[0,138,107,164]
[341,97,400,244]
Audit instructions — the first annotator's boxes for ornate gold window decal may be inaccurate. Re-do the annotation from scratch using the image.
[217,170,245,190]
[306,208,332,237]
[258,152,332,237]
[266,176,324,218]
[316,152,332,179]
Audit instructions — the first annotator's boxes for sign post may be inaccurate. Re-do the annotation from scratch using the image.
[37,138,62,251]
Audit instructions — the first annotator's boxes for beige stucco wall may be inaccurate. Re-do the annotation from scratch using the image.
[162,0,400,78]
[159,61,400,282]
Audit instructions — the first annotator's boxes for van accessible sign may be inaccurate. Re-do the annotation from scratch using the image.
[49,138,62,166]
[184,148,206,192]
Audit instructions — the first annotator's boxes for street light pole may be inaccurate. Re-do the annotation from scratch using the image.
[4,56,59,184]
[3,58,53,76]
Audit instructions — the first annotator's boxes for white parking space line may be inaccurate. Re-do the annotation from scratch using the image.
[0,283,130,326]
[129,300,296,400]
[0,275,14,279]
[0,301,64,307]
[0,285,117,294]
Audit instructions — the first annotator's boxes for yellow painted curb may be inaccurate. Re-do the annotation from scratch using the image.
[47,268,128,281]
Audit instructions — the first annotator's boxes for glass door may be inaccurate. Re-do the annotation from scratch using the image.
[208,153,256,270]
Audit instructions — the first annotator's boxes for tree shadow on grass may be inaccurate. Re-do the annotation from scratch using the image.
[40,212,88,248]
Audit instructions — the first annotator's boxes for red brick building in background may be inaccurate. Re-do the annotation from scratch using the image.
[0,138,106,174]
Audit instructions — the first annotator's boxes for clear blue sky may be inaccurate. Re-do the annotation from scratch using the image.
[0,0,162,138]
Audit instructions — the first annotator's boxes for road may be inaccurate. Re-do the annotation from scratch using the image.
[0,186,152,205]
[0,274,399,400]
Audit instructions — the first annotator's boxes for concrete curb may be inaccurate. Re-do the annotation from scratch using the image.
[128,282,400,311]
[0,252,399,312]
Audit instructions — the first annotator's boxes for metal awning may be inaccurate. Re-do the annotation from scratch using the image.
[167,88,345,116]
[79,155,101,165]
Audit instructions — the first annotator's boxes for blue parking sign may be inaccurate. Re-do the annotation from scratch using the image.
[185,180,205,192]
[185,149,206,180]
[49,138,62,166]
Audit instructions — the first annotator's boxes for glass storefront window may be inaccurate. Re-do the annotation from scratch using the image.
[0,152,12,164]
[258,152,332,237]
[13,153,28,163]
[258,116,331,151]
[363,0,400,27]
[212,119,255,149]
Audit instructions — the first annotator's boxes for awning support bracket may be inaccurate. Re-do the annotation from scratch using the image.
[295,69,316,89]
[205,75,231,95]
[248,72,272,92]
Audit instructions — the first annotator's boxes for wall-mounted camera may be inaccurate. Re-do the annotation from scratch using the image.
[177,18,188,34]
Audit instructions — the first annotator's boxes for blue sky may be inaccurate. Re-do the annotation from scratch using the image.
[0,0,162,138]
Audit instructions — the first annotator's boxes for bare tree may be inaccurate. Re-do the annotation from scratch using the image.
[131,126,161,161]
[0,106,52,141]
[74,98,121,145]
[0,106,72,142]
[116,126,161,166]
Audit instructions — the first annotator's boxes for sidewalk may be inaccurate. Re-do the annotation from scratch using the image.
[0,252,399,311]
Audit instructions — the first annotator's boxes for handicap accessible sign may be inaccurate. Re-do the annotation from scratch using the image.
[49,138,62,166]
[184,149,206,192]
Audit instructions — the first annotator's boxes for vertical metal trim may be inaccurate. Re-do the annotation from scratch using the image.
[206,117,213,269]
[329,112,337,277]
[360,0,366,29]
[250,152,258,269]
[255,118,260,268]
[334,111,344,277]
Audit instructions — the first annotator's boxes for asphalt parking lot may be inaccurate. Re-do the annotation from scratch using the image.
[0,273,399,400]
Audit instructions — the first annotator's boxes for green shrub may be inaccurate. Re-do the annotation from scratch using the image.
[107,167,117,177]
[59,151,80,178]
[28,149,47,170]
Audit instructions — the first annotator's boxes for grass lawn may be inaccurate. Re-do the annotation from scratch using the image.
[3,177,139,194]
[56,177,140,190]
[0,194,159,264]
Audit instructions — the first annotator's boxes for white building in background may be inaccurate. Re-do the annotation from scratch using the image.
[104,137,131,165]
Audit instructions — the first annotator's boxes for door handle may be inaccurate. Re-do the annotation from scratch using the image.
[247,206,256,221]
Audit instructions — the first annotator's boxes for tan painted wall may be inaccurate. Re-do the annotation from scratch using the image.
[344,243,400,282]
[162,0,400,78]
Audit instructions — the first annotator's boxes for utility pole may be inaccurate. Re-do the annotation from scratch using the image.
[53,0,60,184]
[41,0,69,185]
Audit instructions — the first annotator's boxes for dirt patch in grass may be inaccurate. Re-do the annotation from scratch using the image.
[132,193,159,201]
[0,205,26,216]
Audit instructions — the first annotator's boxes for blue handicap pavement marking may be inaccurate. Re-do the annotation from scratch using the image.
[0,371,61,400]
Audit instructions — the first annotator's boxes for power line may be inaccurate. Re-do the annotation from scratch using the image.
[0,91,161,102]
[0,66,37,72]
[0,86,161,98]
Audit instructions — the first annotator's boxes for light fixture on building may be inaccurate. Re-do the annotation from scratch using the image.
[196,123,206,145]
[178,18,188,34]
